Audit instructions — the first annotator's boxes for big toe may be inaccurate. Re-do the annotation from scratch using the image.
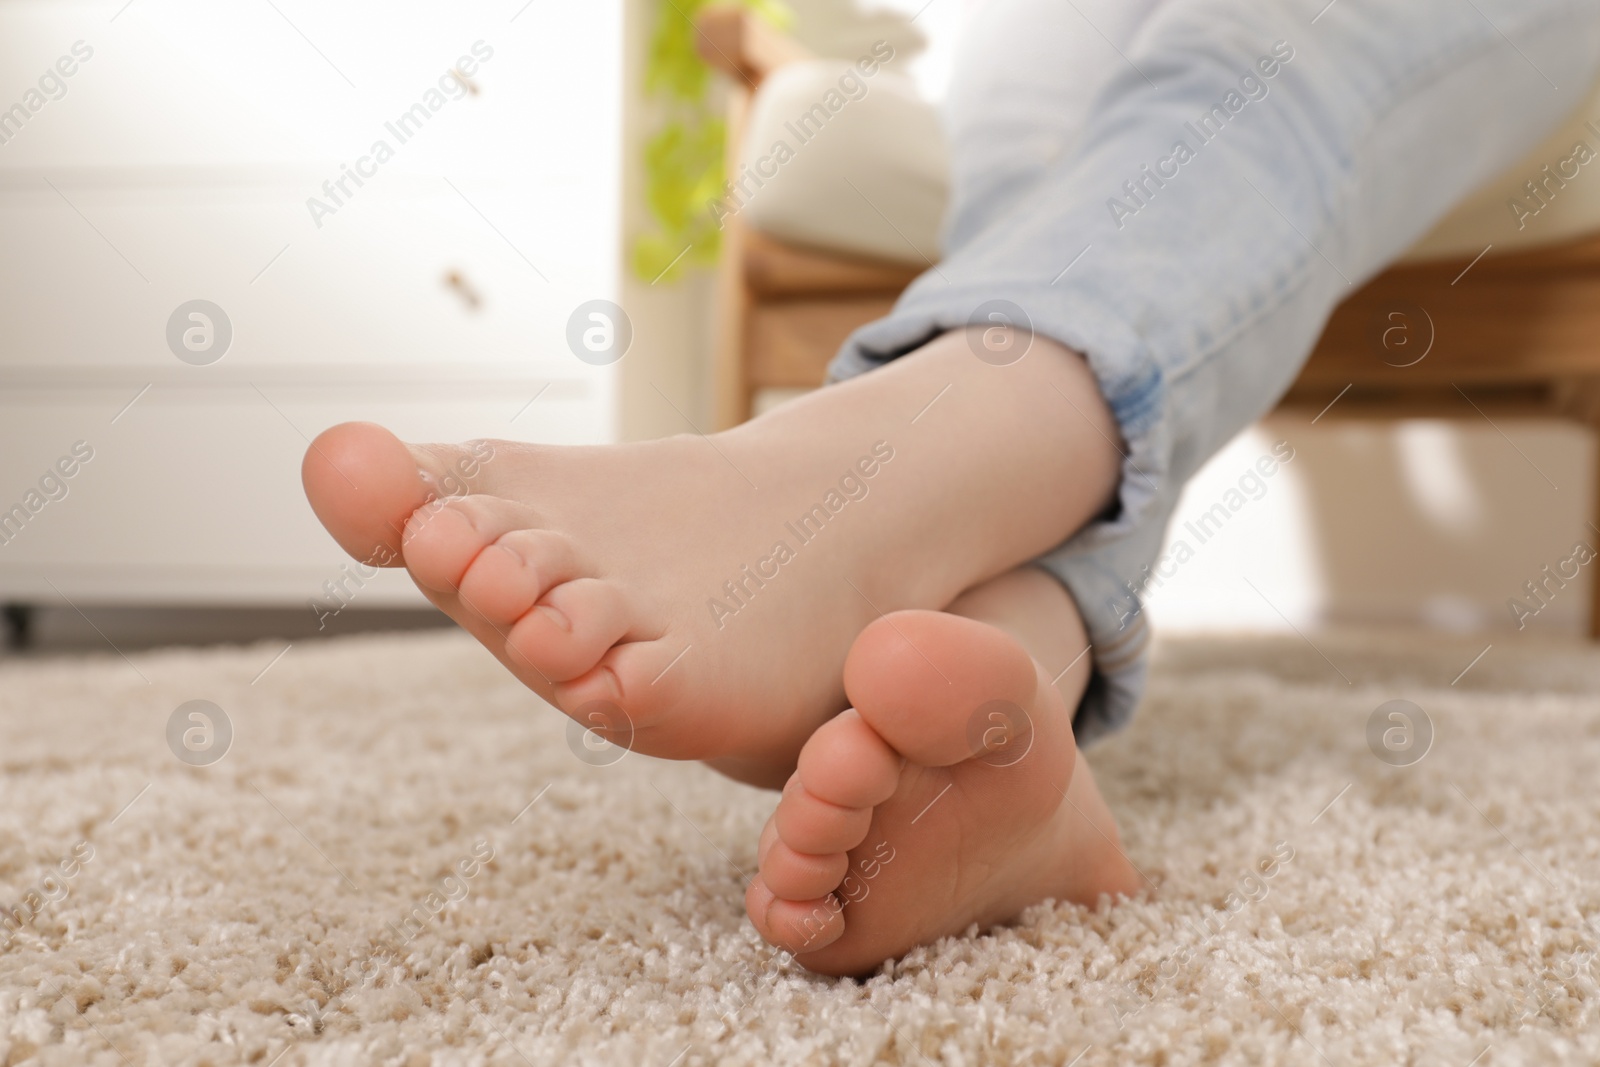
[302,422,429,566]
[843,610,1039,767]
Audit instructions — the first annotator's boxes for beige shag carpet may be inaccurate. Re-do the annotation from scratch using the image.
[2,626,1599,1066]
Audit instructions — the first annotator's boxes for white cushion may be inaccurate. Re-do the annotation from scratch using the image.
[742,59,1600,266]
[1408,80,1600,260]
[739,60,947,265]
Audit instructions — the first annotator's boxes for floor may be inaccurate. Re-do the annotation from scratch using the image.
[0,605,451,656]
[0,625,1596,1065]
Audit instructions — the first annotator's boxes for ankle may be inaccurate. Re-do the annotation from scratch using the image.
[775,330,1122,578]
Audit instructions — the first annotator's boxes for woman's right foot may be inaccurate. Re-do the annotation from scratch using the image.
[301,330,1123,786]
[746,610,1140,976]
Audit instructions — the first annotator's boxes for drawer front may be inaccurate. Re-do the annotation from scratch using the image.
[0,0,627,604]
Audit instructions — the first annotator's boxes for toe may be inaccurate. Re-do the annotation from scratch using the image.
[773,779,872,856]
[401,496,537,594]
[796,710,902,810]
[302,422,430,566]
[843,611,1039,767]
[759,840,848,901]
[506,579,631,683]
[552,638,696,756]
[457,529,581,626]
[764,895,845,955]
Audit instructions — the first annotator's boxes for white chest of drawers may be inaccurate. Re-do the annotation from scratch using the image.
[0,0,624,607]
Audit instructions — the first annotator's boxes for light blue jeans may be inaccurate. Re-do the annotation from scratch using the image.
[829,0,1600,743]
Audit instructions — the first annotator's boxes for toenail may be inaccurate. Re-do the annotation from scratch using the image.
[535,603,571,632]
[494,542,525,567]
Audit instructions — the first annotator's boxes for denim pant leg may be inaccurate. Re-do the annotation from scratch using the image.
[829,0,1600,743]
[941,0,1171,252]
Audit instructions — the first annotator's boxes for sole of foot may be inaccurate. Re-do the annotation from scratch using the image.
[744,610,1142,976]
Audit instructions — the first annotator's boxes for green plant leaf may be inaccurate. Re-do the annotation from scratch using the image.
[633,0,791,283]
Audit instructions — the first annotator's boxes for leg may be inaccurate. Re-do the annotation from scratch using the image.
[746,0,1600,974]
[302,328,1121,787]
[942,0,1170,251]
[747,566,1141,976]
[833,0,1600,741]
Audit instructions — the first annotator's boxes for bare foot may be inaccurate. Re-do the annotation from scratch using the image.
[746,608,1140,976]
[301,330,1121,786]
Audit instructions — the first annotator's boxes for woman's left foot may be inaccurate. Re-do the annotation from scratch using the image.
[300,333,1123,788]
[746,610,1141,976]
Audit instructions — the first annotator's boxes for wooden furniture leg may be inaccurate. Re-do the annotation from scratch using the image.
[696,6,813,428]
[710,105,754,429]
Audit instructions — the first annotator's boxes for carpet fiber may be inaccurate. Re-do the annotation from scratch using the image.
[1,627,1598,1066]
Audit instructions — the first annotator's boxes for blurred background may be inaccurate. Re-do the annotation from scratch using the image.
[0,0,1590,655]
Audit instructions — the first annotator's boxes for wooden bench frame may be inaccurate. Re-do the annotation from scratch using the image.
[695,5,1600,635]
